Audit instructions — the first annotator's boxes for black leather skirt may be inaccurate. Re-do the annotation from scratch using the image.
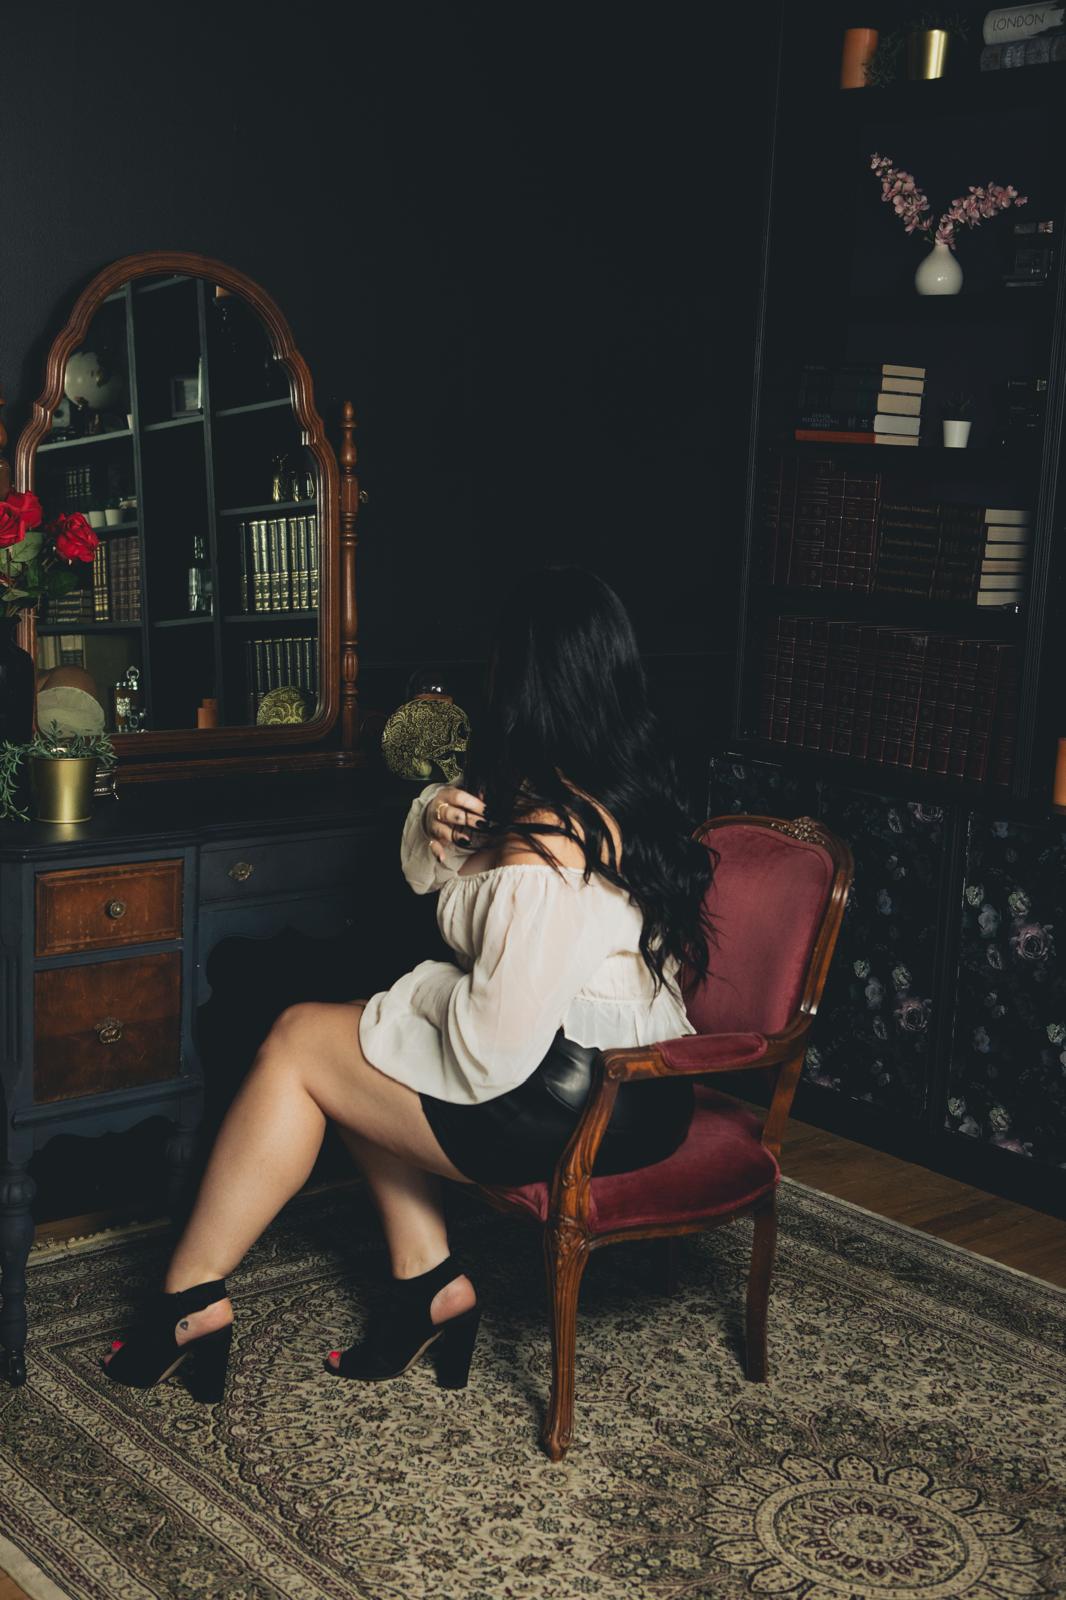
[420,1031,693,1186]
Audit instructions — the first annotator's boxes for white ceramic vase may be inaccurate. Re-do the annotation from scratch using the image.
[943,419,972,448]
[915,240,963,296]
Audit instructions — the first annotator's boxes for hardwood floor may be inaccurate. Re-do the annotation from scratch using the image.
[780,1118,1066,1288]
[0,1120,1063,1600]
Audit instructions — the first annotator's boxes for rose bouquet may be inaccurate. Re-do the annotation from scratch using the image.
[869,154,1027,248]
[0,491,99,618]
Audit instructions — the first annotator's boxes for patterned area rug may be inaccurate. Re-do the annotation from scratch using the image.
[1,1179,1064,1600]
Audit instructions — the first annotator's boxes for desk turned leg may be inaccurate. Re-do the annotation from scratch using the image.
[0,1162,36,1387]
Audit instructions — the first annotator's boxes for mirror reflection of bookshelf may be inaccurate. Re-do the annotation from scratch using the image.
[30,271,320,732]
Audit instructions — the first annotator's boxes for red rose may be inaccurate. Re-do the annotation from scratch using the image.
[0,503,25,548]
[53,512,99,563]
[5,491,42,530]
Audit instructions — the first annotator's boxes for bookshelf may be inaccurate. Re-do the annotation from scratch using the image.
[33,275,320,732]
[734,4,1066,810]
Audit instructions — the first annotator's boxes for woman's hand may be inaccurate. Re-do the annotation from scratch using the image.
[422,786,489,861]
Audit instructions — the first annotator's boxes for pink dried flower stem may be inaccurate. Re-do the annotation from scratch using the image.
[870,153,934,238]
[934,182,1027,247]
[869,153,1027,250]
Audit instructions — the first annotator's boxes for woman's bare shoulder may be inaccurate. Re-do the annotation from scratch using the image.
[497,810,585,871]
[499,799,622,871]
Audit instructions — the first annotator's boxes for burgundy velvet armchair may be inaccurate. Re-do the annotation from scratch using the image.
[478,813,854,1461]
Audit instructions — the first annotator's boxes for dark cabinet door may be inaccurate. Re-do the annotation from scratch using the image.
[947,813,1066,1165]
[809,785,950,1117]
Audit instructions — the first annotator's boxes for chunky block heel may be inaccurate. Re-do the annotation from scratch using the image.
[433,1306,481,1389]
[185,1324,233,1403]
[326,1254,478,1386]
[102,1278,231,1402]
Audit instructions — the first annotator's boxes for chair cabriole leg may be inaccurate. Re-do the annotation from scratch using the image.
[745,1189,777,1383]
[541,1217,590,1461]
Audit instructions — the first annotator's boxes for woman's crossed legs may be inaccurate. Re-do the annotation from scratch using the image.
[106,1001,475,1368]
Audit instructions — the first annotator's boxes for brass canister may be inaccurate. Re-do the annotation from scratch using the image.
[906,28,951,79]
[30,756,97,823]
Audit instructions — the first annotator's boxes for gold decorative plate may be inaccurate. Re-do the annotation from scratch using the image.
[256,686,312,726]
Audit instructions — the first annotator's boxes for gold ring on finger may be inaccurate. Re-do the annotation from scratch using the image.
[436,801,446,823]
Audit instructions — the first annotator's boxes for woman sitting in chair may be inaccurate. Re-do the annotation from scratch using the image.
[103,566,715,1401]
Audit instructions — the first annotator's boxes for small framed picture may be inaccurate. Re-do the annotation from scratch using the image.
[170,370,201,417]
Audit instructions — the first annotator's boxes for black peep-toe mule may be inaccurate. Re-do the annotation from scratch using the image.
[326,1254,480,1388]
[102,1278,232,1402]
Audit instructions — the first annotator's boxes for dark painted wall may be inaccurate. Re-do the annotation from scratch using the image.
[2,2,773,735]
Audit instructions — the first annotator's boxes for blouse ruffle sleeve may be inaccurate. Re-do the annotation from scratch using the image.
[399,782,468,894]
[402,867,625,1103]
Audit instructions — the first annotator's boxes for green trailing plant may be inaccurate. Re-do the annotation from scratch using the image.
[910,11,970,40]
[28,721,117,766]
[942,391,975,420]
[865,29,903,86]
[0,722,116,823]
[0,742,28,822]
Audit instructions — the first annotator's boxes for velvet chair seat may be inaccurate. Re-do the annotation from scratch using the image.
[491,1084,780,1233]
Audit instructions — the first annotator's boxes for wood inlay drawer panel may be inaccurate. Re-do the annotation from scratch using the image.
[35,859,183,957]
[199,834,363,903]
[34,952,182,1104]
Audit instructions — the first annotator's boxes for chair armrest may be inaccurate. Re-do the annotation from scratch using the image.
[601,1032,766,1081]
[601,1016,810,1082]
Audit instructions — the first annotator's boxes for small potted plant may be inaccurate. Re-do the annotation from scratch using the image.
[0,722,116,824]
[942,392,974,448]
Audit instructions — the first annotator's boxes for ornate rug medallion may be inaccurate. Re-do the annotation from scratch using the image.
[0,1180,1062,1599]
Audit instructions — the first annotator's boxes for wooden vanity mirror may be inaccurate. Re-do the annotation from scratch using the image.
[14,251,360,780]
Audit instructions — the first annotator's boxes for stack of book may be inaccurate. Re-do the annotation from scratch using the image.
[36,634,89,670]
[763,455,1032,607]
[244,634,319,718]
[91,534,142,622]
[57,463,105,512]
[875,495,985,599]
[237,514,319,613]
[44,587,94,625]
[762,453,880,590]
[795,363,926,447]
[979,509,1031,606]
[980,4,1066,69]
[875,502,1031,606]
[758,615,1019,783]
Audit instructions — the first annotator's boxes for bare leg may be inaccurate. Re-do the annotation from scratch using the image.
[329,1131,475,1367]
[107,1002,471,1361]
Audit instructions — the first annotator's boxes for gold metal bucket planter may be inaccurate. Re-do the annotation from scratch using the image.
[30,755,97,823]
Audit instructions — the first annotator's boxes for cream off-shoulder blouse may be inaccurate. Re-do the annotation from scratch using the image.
[358,782,695,1105]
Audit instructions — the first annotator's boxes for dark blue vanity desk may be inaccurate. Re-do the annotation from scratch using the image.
[0,769,421,1385]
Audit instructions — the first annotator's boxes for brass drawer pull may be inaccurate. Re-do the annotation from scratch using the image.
[105,899,127,919]
[95,1017,124,1045]
[228,861,255,883]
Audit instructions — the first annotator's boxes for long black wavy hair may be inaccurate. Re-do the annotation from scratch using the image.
[462,567,717,990]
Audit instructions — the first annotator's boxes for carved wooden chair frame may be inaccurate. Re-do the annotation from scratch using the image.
[478,813,855,1461]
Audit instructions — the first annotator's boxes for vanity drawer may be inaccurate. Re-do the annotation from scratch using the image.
[199,834,363,903]
[34,952,182,1104]
[35,859,183,957]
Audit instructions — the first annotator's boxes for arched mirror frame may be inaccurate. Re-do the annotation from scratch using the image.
[14,250,360,781]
